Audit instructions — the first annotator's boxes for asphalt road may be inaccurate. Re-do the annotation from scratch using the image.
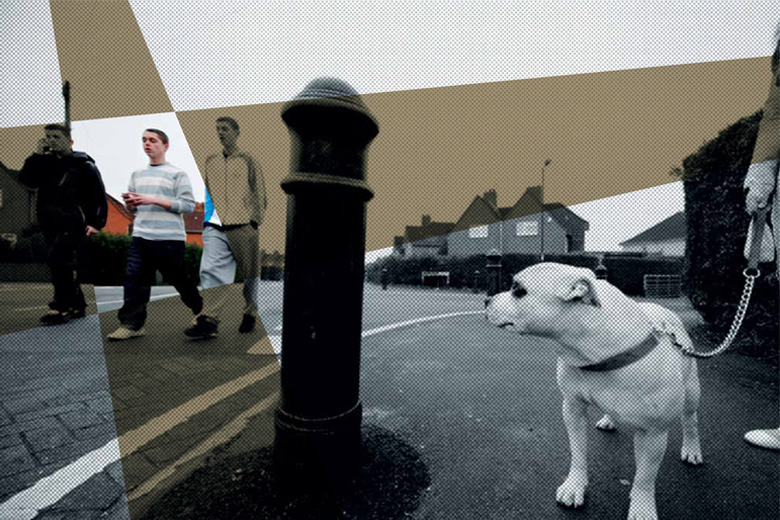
[0,282,777,519]
[359,310,779,520]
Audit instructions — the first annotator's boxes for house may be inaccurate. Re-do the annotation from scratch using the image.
[394,187,588,258]
[103,198,205,247]
[394,215,455,257]
[183,202,204,247]
[0,161,36,245]
[619,212,685,257]
[103,194,134,235]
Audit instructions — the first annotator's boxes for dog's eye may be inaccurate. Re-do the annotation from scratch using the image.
[511,283,527,298]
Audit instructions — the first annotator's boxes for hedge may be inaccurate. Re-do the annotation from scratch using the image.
[366,253,682,297]
[0,231,286,285]
[0,231,203,286]
[673,111,778,349]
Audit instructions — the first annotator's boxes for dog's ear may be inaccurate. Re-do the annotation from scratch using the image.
[559,277,600,307]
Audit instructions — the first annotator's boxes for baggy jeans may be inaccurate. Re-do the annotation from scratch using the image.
[117,237,203,330]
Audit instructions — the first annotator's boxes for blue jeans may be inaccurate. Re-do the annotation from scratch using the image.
[117,237,202,330]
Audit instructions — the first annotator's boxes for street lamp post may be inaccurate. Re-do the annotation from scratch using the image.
[540,158,551,261]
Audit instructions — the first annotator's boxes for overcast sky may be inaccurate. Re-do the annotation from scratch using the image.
[1,1,777,256]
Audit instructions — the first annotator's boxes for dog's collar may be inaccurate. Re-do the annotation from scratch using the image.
[579,334,659,372]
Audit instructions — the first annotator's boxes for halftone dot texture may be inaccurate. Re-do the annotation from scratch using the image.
[49,0,173,120]
[0,1,777,519]
[0,0,63,128]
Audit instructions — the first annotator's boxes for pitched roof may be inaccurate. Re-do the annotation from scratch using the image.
[507,187,589,233]
[398,186,588,242]
[620,212,686,245]
[106,194,134,221]
[451,195,503,231]
[542,202,589,231]
[498,207,513,219]
[405,221,455,246]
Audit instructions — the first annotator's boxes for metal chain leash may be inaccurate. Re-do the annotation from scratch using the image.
[674,206,769,359]
[677,269,758,358]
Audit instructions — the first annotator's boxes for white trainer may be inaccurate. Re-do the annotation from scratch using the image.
[107,326,146,341]
[744,428,780,451]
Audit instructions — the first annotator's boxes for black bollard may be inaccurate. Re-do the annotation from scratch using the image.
[273,77,379,493]
[595,257,608,280]
[486,249,502,298]
[472,269,480,294]
[381,268,389,290]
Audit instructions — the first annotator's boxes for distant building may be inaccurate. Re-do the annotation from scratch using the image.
[103,197,205,247]
[183,202,204,247]
[104,194,134,235]
[394,215,455,257]
[619,212,685,257]
[394,187,588,258]
[0,161,36,245]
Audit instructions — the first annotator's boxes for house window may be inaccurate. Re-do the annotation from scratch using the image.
[516,221,538,236]
[469,225,488,238]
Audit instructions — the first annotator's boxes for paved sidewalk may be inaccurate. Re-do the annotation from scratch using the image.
[0,315,124,518]
[0,283,280,520]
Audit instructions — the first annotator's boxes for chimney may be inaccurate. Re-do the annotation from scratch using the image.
[483,189,497,207]
[421,215,432,226]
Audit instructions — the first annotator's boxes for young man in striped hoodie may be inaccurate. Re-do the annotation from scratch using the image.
[107,129,203,340]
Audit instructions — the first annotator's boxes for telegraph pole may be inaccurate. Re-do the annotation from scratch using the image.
[540,158,551,261]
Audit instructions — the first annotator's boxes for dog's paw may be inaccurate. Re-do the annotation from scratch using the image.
[627,491,658,520]
[595,415,617,432]
[556,476,588,508]
[680,444,703,465]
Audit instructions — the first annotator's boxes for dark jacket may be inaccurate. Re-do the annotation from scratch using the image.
[19,151,108,231]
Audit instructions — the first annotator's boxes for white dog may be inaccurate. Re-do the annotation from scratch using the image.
[485,263,702,520]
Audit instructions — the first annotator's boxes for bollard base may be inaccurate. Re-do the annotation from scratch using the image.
[138,424,430,520]
[272,402,363,495]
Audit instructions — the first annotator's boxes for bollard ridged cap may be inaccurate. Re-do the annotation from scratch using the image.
[293,77,361,104]
[283,77,378,138]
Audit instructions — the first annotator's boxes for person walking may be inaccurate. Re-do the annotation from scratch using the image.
[107,129,203,340]
[185,117,267,339]
[742,30,779,451]
[19,124,107,325]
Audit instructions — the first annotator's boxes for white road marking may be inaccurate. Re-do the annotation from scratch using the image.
[0,309,482,518]
[248,311,482,359]
[0,363,280,519]
[361,311,483,338]
[12,306,50,312]
[127,391,280,501]
[95,293,180,308]
[0,440,121,520]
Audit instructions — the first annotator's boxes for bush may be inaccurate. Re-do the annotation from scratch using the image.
[83,232,132,285]
[603,257,683,296]
[367,253,679,296]
[673,111,778,352]
[183,242,203,286]
[0,230,205,286]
